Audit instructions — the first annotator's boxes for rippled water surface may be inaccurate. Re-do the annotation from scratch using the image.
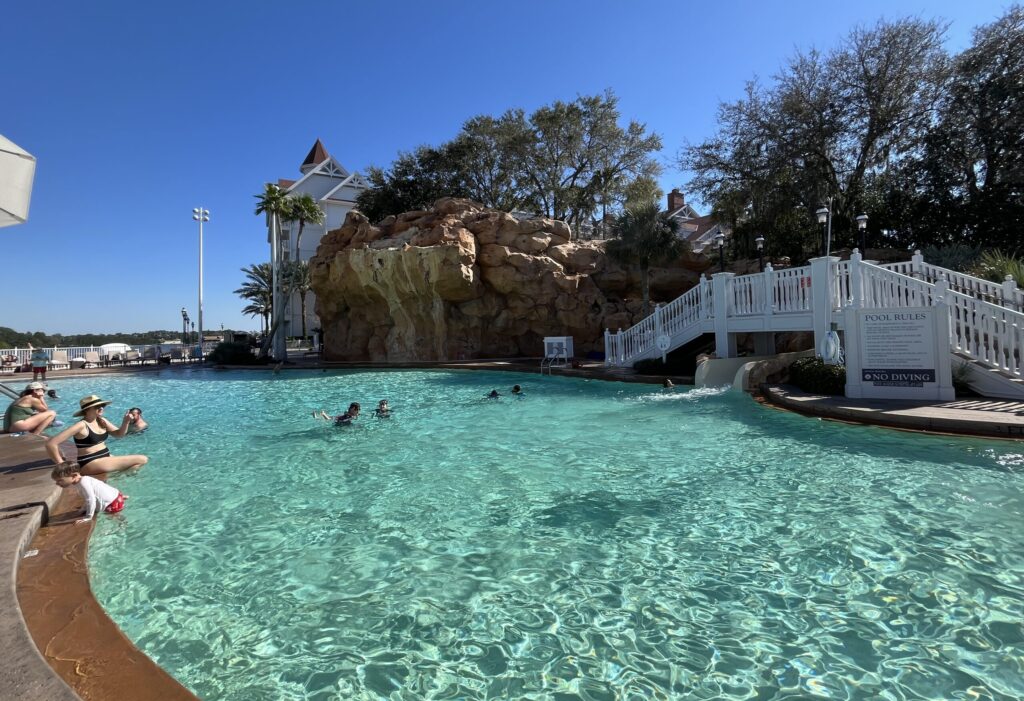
[52,369,1024,700]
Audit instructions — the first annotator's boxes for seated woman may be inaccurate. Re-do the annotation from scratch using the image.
[3,382,57,435]
[46,395,149,476]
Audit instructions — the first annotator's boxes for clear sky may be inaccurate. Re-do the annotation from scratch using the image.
[2,0,1006,335]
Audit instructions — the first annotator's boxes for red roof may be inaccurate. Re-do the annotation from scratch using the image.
[278,179,296,189]
[301,139,330,168]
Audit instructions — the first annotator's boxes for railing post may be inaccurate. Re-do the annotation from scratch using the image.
[911,249,923,279]
[809,256,840,360]
[1003,275,1018,311]
[603,328,610,366]
[762,263,774,317]
[850,249,864,310]
[712,272,736,358]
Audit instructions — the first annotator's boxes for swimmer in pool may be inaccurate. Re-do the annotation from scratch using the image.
[314,402,361,426]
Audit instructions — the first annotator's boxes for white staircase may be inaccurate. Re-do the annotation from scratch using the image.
[605,250,1024,398]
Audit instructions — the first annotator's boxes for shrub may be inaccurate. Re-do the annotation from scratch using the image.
[921,244,983,272]
[207,341,263,366]
[971,250,1024,284]
[789,357,846,395]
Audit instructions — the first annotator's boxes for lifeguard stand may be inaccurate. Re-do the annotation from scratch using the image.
[541,336,573,373]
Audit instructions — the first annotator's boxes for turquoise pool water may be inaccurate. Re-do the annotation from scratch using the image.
[50,370,1024,700]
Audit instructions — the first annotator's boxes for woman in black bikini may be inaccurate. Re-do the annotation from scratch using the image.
[46,395,149,476]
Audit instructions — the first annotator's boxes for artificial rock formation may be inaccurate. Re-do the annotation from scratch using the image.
[310,198,709,361]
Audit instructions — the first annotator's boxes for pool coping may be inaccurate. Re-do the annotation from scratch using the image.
[4,363,1020,700]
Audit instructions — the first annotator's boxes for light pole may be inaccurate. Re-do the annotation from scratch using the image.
[856,213,868,253]
[815,198,833,257]
[715,231,726,272]
[192,207,209,360]
[181,308,189,348]
[755,235,765,272]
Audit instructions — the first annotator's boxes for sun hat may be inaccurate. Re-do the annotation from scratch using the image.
[26,381,46,391]
[73,394,113,417]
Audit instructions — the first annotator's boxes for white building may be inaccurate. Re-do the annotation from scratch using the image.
[664,188,731,253]
[270,139,369,339]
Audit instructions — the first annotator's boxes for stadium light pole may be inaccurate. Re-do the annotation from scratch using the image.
[192,207,209,360]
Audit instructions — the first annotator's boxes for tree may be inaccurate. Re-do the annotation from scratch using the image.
[357,91,662,229]
[254,184,295,359]
[680,18,947,261]
[285,193,326,259]
[234,263,272,334]
[283,260,312,341]
[606,202,687,317]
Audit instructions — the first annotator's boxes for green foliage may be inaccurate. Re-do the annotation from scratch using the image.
[971,250,1024,283]
[284,193,325,255]
[207,342,263,366]
[0,328,198,348]
[234,263,272,334]
[357,90,662,229]
[789,357,847,395]
[681,7,1024,260]
[921,244,984,272]
[606,203,686,316]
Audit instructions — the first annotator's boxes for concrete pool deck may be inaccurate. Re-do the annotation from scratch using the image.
[1,362,1020,700]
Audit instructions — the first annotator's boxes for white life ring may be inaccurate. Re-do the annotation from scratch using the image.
[656,334,671,352]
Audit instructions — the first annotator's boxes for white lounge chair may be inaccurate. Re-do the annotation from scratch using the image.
[83,351,102,368]
[49,351,70,370]
[124,350,141,365]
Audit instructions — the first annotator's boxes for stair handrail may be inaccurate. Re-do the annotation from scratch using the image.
[858,262,1023,379]
[877,252,1022,311]
[606,282,706,366]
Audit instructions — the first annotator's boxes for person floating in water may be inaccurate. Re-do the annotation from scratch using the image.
[511,385,523,395]
[487,389,500,399]
[663,379,675,389]
[127,407,148,433]
[314,402,361,426]
[373,399,390,418]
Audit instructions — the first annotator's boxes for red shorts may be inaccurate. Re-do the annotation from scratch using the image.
[104,493,126,514]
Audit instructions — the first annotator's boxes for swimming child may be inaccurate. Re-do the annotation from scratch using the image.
[314,402,361,426]
[663,379,675,389]
[52,461,127,525]
[511,385,523,395]
[487,389,500,399]
[373,400,390,418]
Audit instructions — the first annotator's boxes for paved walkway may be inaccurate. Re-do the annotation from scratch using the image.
[0,433,78,700]
[763,385,1024,439]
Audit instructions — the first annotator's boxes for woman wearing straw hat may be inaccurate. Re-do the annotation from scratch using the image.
[46,395,149,475]
[2,382,57,435]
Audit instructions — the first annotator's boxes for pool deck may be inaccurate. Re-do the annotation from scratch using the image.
[1,361,1020,700]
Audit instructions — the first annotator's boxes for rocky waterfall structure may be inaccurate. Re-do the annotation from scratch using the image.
[310,198,709,361]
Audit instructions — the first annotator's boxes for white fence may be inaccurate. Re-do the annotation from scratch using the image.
[605,249,1024,385]
[0,342,218,370]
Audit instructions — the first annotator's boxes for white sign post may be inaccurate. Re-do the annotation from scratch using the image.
[844,306,954,400]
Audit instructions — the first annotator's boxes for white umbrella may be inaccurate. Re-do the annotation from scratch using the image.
[0,134,36,228]
[99,343,132,354]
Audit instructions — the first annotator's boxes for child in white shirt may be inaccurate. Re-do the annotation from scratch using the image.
[52,461,127,524]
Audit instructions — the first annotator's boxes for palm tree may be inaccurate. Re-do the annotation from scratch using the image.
[234,263,272,335]
[286,193,326,259]
[254,185,294,359]
[606,202,686,317]
[283,260,313,341]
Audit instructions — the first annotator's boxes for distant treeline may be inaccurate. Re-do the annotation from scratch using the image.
[0,327,225,348]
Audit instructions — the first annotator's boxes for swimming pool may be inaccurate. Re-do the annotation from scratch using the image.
[52,369,1024,700]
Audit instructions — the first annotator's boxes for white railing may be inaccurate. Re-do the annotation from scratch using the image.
[879,251,1023,311]
[0,342,214,369]
[772,265,813,313]
[605,249,1024,376]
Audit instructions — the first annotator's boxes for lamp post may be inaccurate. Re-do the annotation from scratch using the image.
[755,235,765,272]
[715,231,726,272]
[191,322,196,349]
[856,213,868,253]
[192,207,209,360]
[181,308,189,348]
[815,198,833,257]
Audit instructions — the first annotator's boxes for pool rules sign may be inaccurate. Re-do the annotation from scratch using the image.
[843,306,954,400]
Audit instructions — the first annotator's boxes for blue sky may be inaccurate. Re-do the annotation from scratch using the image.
[2,0,1005,335]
